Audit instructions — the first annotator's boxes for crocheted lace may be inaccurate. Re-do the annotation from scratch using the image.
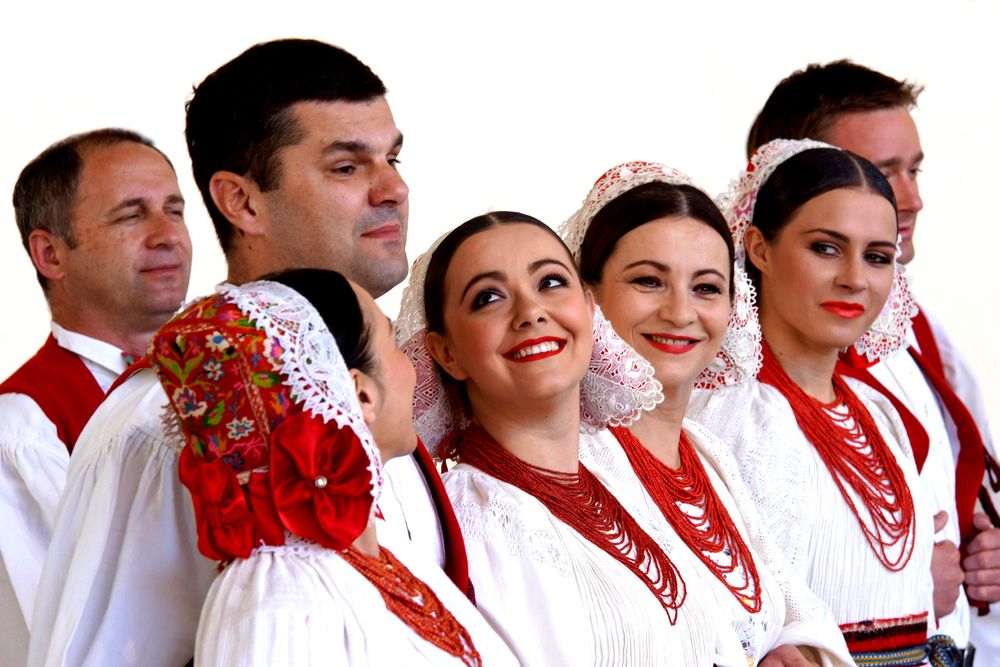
[222,281,384,510]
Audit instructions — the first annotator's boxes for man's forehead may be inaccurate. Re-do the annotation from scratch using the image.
[822,107,922,164]
[288,97,401,148]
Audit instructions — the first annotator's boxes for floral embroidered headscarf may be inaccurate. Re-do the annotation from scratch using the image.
[149,280,383,561]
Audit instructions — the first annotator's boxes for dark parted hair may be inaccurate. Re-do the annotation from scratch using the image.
[12,128,171,290]
[578,181,736,298]
[424,211,577,335]
[264,268,374,375]
[746,59,923,158]
[746,147,898,286]
[185,39,387,254]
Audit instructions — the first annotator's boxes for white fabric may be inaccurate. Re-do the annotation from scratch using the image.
[50,322,127,393]
[28,367,451,667]
[443,461,748,667]
[0,327,123,667]
[917,305,1000,664]
[195,531,516,666]
[579,426,854,665]
[688,378,937,636]
[28,369,217,667]
[870,343,971,645]
[378,454,446,569]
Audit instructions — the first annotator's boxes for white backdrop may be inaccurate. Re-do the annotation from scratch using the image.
[1,0,997,438]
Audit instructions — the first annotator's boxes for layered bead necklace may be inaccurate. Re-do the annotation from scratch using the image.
[455,423,687,622]
[611,426,762,612]
[341,546,482,666]
[758,343,915,571]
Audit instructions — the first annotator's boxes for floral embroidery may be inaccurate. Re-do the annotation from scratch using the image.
[204,358,223,381]
[227,417,255,440]
[205,331,228,351]
[173,386,207,418]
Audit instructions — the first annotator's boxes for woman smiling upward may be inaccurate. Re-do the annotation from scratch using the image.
[562,162,852,667]
[396,212,747,666]
[688,140,952,664]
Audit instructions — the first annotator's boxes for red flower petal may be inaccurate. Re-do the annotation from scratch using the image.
[178,447,256,560]
[269,412,374,550]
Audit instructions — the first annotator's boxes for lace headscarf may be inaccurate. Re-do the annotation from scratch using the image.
[395,223,663,457]
[718,139,916,366]
[559,161,762,389]
[149,280,383,561]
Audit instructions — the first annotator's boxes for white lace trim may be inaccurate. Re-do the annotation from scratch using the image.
[157,402,187,454]
[718,138,915,368]
[221,281,383,512]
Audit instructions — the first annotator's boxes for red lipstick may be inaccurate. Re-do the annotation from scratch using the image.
[820,301,865,319]
[503,336,566,362]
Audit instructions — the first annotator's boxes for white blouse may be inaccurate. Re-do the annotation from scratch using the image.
[195,533,518,666]
[688,378,937,637]
[444,461,748,667]
[579,425,853,665]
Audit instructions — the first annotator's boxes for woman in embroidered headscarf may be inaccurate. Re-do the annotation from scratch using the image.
[560,161,853,666]
[395,212,748,666]
[685,140,952,664]
[148,268,517,666]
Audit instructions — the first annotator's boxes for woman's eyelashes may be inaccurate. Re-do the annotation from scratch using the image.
[468,272,572,312]
[538,272,571,290]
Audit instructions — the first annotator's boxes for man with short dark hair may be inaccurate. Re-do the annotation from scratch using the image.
[748,59,1000,662]
[30,40,465,667]
[1,129,191,666]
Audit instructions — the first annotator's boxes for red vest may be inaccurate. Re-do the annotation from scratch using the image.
[0,334,105,453]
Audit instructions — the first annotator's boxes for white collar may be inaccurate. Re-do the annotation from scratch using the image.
[50,322,129,376]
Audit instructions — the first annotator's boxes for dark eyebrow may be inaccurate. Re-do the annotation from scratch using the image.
[529,258,574,274]
[806,227,896,249]
[459,270,505,302]
[693,268,728,280]
[623,259,668,272]
[874,151,924,171]
[165,194,185,206]
[322,132,404,157]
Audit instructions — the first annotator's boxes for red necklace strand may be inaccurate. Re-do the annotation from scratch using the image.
[341,546,482,666]
[455,423,686,623]
[611,426,762,613]
[758,343,915,571]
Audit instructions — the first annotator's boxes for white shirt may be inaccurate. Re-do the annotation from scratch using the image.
[579,425,854,665]
[0,324,126,667]
[29,367,450,667]
[689,378,937,641]
[195,532,517,666]
[444,456,748,666]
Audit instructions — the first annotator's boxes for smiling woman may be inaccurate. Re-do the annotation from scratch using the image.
[688,139,952,664]
[395,211,751,666]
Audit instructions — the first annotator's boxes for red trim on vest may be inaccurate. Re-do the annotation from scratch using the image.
[836,359,930,472]
[911,308,946,379]
[0,334,105,453]
[412,439,472,601]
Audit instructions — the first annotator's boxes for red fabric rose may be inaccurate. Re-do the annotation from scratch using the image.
[246,472,286,547]
[178,447,256,560]
[269,412,374,550]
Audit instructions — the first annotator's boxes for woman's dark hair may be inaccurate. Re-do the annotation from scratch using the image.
[578,182,736,298]
[423,211,577,334]
[746,147,897,285]
[264,268,374,374]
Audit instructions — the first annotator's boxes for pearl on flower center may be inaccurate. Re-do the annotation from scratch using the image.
[314,476,328,489]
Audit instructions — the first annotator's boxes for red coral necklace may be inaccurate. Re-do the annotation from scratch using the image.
[342,546,482,666]
[611,426,762,612]
[758,342,915,571]
[454,423,686,622]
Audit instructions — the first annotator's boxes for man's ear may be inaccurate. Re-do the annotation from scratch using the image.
[425,331,469,382]
[209,171,267,237]
[351,368,381,426]
[28,229,68,282]
[743,227,770,275]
